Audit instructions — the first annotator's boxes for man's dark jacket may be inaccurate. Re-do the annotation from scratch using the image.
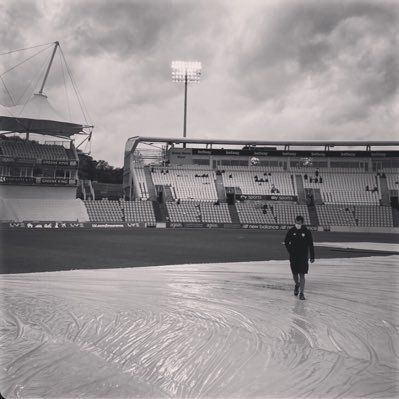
[284,226,315,274]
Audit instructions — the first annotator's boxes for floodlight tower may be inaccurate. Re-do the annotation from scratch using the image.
[171,61,202,141]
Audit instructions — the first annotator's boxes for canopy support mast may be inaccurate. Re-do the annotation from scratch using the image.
[38,41,59,95]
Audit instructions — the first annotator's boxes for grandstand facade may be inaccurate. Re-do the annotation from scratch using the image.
[0,136,89,223]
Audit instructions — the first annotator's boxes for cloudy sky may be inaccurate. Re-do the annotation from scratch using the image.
[1,0,398,166]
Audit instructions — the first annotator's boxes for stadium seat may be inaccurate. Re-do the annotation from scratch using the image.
[121,200,156,223]
[166,201,202,222]
[221,169,295,196]
[0,139,69,160]
[199,202,232,223]
[302,172,380,204]
[152,167,218,201]
[84,199,123,222]
[236,202,276,224]
[316,205,356,226]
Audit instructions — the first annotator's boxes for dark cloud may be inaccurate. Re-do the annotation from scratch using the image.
[53,0,228,109]
[0,0,42,50]
[59,0,226,59]
[232,0,398,122]
[60,0,180,58]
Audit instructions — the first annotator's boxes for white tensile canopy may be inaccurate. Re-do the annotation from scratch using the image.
[0,93,89,137]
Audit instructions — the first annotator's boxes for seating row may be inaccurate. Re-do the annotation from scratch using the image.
[0,139,69,160]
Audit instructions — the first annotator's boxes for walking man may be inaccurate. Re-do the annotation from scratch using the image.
[284,216,315,300]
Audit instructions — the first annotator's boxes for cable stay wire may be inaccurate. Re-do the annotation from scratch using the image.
[16,51,53,118]
[59,49,72,121]
[1,45,51,108]
[16,49,53,106]
[1,75,16,106]
[59,46,93,127]
[0,44,53,78]
[0,41,55,56]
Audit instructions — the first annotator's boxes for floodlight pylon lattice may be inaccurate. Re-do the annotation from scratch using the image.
[171,61,202,142]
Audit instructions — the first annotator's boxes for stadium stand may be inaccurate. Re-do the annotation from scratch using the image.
[121,200,156,224]
[84,199,123,222]
[270,202,311,225]
[235,201,311,225]
[1,135,397,230]
[166,201,202,222]
[0,139,69,160]
[132,167,149,199]
[316,205,357,226]
[152,168,218,200]
[302,172,380,204]
[386,174,399,191]
[221,169,295,196]
[236,202,276,224]
[354,205,393,227]
[200,202,232,223]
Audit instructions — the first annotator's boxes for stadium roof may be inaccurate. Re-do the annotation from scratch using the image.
[0,93,93,137]
[126,136,399,153]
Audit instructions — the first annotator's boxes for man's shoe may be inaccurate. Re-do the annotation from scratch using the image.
[294,283,300,296]
[299,293,306,300]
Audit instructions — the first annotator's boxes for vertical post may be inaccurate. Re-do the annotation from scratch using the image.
[183,72,188,148]
[39,41,59,95]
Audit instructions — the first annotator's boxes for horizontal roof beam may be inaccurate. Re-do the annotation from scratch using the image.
[129,136,399,147]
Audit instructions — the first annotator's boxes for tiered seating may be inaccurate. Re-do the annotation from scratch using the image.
[303,173,379,204]
[132,167,149,199]
[385,174,399,190]
[354,205,393,227]
[1,198,89,222]
[236,202,276,224]
[221,169,294,195]
[152,168,217,200]
[316,205,356,226]
[121,200,156,223]
[166,201,201,222]
[270,203,311,225]
[0,139,68,160]
[84,199,123,221]
[200,202,231,223]
[224,165,285,172]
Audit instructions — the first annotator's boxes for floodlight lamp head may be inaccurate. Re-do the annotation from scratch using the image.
[171,60,202,83]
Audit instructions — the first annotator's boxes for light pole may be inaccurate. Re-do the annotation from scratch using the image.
[171,61,202,142]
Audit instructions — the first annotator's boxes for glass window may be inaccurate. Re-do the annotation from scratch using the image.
[193,159,210,166]
[34,167,43,176]
[10,167,21,176]
[55,169,64,178]
[43,169,54,177]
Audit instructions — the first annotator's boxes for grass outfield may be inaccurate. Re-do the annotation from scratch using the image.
[1,228,398,274]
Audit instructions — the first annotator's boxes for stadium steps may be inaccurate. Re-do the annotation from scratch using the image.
[215,174,227,202]
[83,180,94,200]
[392,207,399,227]
[295,175,306,204]
[143,166,158,201]
[153,201,168,223]
[77,180,85,200]
[312,189,323,205]
[228,204,240,224]
[163,185,175,202]
[378,175,391,206]
[307,205,319,226]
